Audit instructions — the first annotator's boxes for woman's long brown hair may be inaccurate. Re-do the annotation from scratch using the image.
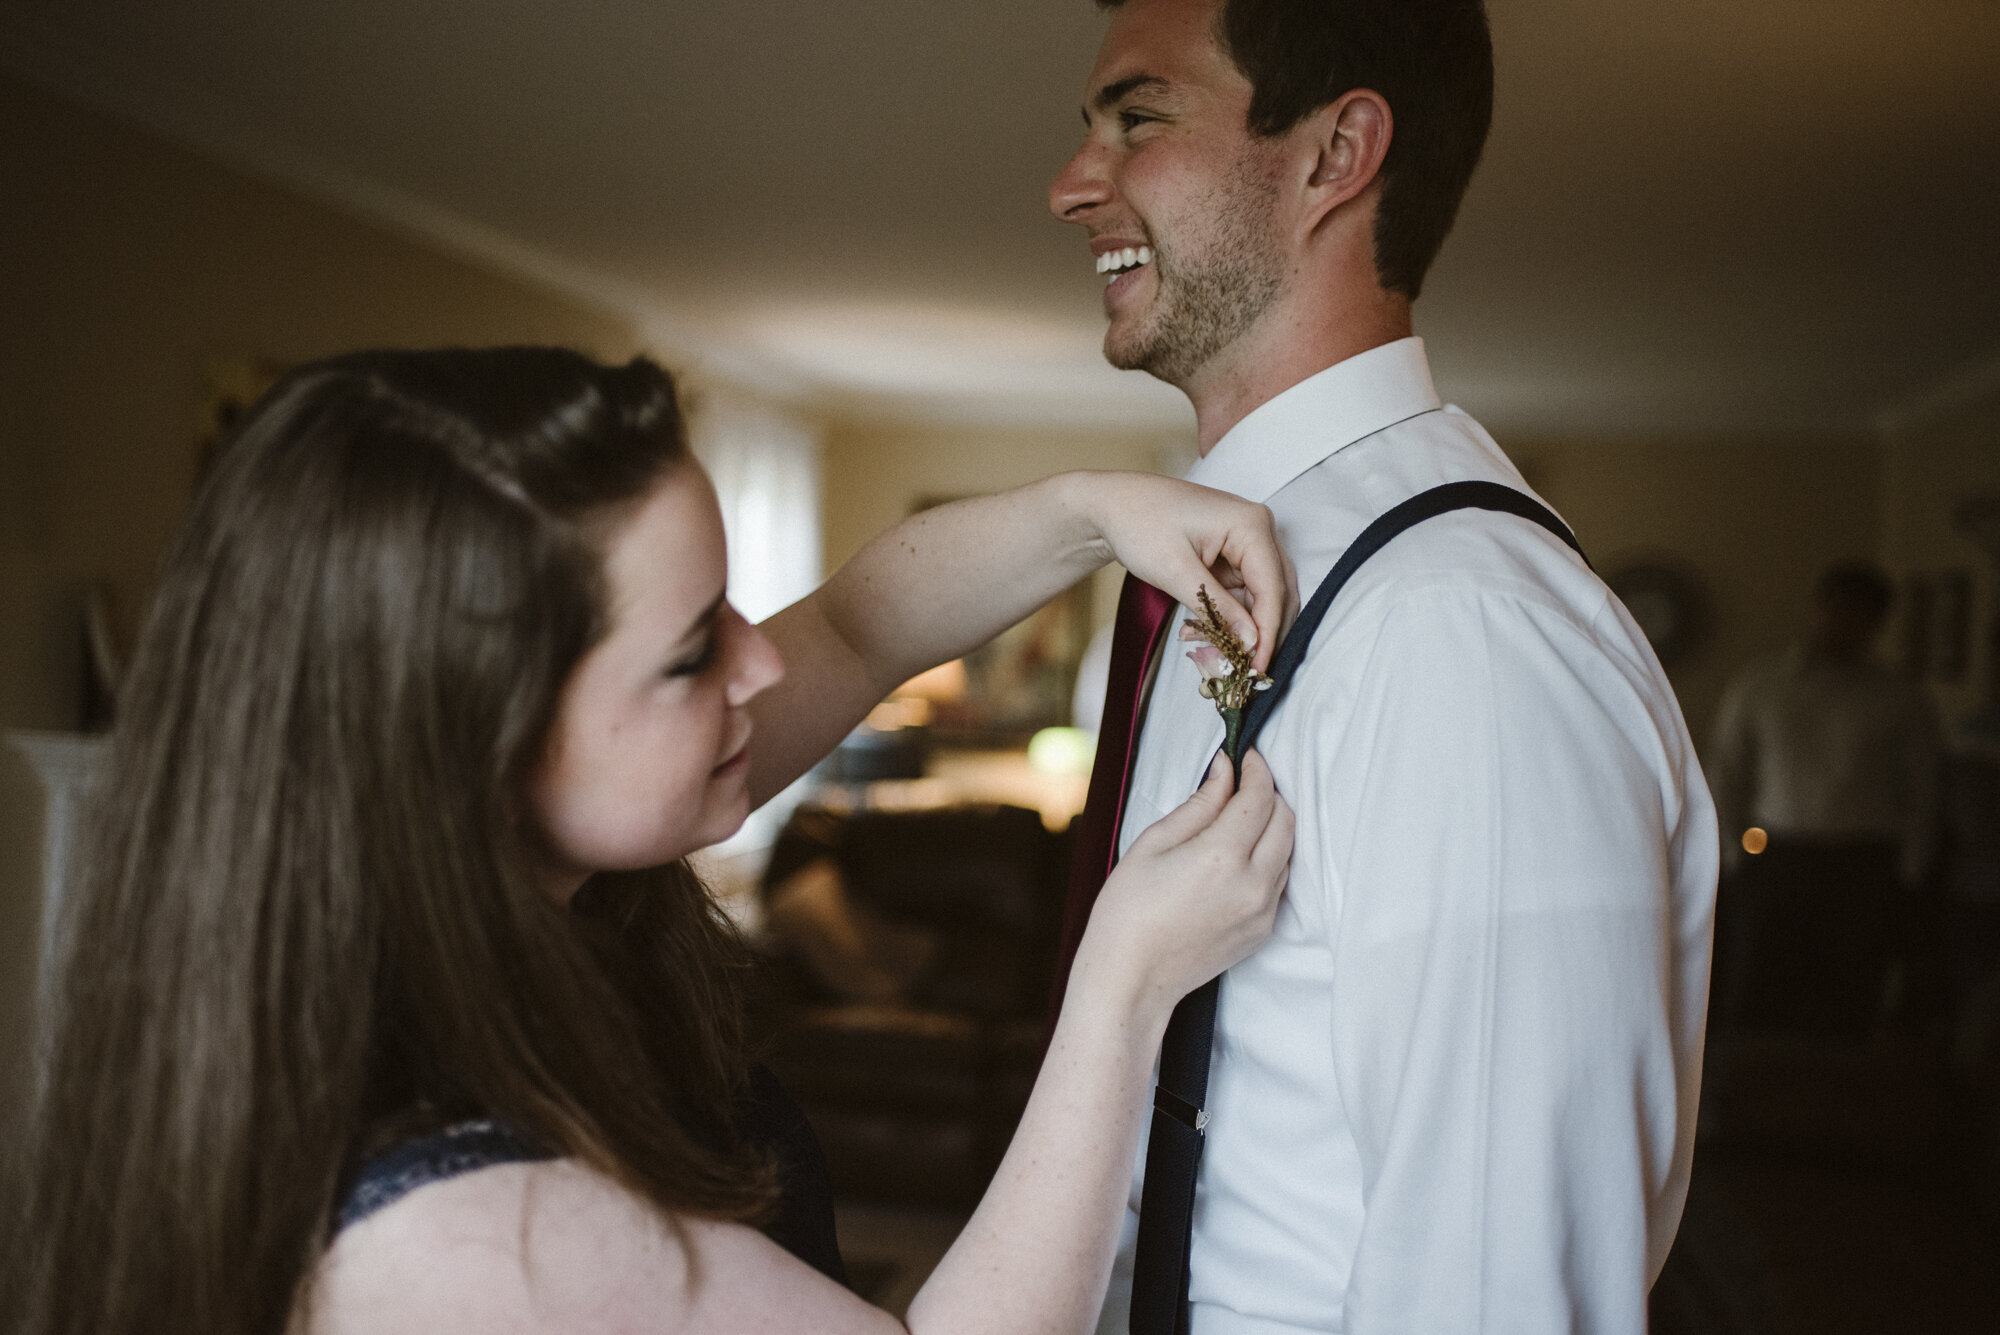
[2,348,775,1335]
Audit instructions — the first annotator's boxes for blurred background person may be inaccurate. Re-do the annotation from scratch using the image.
[1710,561,1942,1038]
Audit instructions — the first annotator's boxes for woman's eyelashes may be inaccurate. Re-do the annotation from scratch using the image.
[666,630,720,679]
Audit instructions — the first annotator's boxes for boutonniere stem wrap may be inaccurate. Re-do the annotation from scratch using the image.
[1182,586,1274,777]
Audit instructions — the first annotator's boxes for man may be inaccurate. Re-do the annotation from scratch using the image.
[1048,2,1718,1331]
[1709,562,1940,1035]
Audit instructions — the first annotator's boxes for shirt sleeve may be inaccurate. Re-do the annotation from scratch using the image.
[1313,583,1701,1335]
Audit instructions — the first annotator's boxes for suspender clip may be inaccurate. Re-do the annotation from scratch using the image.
[1154,1085,1207,1133]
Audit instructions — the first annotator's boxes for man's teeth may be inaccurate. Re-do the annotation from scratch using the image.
[1096,245,1155,277]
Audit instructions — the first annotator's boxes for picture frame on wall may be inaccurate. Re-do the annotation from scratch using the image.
[952,578,1095,741]
[910,494,1096,744]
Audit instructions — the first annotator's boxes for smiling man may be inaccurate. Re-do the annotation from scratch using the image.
[1049,2,1719,1333]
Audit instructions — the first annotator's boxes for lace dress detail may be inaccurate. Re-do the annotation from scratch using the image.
[330,1069,845,1286]
[336,1118,552,1232]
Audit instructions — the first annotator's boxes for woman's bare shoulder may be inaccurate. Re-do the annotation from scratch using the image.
[296,1158,897,1335]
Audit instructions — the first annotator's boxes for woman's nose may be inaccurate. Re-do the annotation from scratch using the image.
[725,609,785,707]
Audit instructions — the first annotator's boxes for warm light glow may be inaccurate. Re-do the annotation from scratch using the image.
[864,697,933,731]
[1027,726,1097,778]
[898,659,968,703]
[1742,827,1768,855]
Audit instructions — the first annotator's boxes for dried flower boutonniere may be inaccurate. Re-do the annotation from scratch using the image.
[1182,585,1273,774]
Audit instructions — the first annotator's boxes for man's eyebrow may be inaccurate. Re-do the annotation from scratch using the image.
[1083,73,1172,124]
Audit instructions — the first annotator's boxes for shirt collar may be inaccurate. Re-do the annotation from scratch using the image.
[1183,337,1442,502]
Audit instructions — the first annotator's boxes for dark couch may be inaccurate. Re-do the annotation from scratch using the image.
[750,802,1071,1208]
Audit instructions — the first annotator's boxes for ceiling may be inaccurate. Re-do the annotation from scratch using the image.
[5,0,1998,436]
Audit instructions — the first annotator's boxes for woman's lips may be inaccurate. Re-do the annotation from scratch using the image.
[712,740,751,779]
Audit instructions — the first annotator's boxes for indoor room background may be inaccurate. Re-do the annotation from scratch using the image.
[3,2,1996,1330]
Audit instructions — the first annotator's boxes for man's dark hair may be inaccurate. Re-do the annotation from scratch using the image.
[1101,0,1494,299]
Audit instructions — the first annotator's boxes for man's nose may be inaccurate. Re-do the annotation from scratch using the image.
[1049,139,1113,222]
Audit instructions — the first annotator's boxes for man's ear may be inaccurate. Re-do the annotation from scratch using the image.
[1298,90,1393,235]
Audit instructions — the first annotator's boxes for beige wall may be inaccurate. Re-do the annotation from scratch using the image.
[1882,380,2000,730]
[0,73,639,1113]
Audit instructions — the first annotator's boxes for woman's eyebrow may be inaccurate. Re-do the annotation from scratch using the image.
[671,591,727,646]
[1084,73,1171,124]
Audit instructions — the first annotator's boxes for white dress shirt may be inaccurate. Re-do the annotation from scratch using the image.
[1099,339,1718,1335]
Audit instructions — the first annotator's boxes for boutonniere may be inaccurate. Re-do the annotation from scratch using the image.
[1181,585,1273,772]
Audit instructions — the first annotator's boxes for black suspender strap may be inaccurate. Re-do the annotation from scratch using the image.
[1128,481,1588,1335]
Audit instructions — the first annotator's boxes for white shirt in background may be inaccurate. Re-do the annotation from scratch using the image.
[1710,646,1941,882]
[1098,338,1718,1335]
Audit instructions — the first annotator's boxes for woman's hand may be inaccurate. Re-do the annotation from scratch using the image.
[1068,472,1297,674]
[1073,750,1295,1017]
[896,749,1290,1335]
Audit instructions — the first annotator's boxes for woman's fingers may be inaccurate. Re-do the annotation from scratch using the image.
[1250,783,1296,882]
[1162,532,1290,674]
[1160,555,1263,660]
[1126,754,1233,855]
[1093,477,1290,670]
[1238,747,1279,802]
[1200,750,1280,853]
[1215,760,1290,915]
[1180,752,1291,971]
[1085,749,1294,1003]
[1216,526,1296,672]
[1223,747,1277,814]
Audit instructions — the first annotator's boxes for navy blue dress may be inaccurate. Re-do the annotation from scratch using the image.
[335,1064,848,1287]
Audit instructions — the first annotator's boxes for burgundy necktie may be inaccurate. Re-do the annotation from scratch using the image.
[1049,574,1176,1018]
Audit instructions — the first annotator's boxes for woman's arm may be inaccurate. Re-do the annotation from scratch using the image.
[747,471,1292,807]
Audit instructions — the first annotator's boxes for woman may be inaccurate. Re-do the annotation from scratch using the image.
[4,347,1293,1334]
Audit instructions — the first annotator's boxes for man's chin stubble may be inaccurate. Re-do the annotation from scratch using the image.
[1103,282,1213,387]
[1105,276,1277,388]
